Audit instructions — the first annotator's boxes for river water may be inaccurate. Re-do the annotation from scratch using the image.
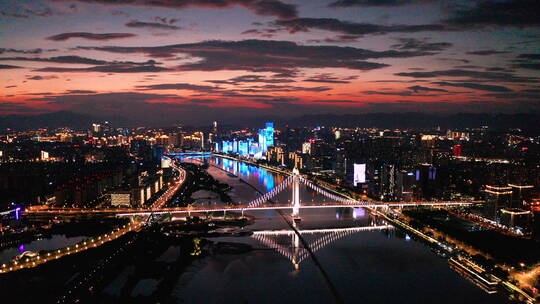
[174,156,508,304]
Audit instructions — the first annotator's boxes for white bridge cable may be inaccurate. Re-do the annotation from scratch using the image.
[247,175,294,208]
[299,177,364,205]
[246,174,371,208]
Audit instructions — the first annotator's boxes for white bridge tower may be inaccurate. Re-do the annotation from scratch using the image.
[292,167,301,219]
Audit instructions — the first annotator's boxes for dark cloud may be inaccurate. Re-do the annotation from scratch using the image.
[64,90,98,94]
[207,75,295,85]
[432,81,513,92]
[466,50,510,55]
[513,53,540,70]
[80,39,438,73]
[254,97,299,104]
[446,0,540,27]
[517,54,540,60]
[0,64,22,69]
[0,7,53,18]
[46,32,136,41]
[237,84,332,92]
[437,57,470,64]
[513,63,540,70]
[304,73,356,84]
[0,55,108,65]
[362,90,442,97]
[0,55,159,66]
[1,11,30,18]
[241,29,278,38]
[28,92,178,104]
[26,75,58,80]
[307,35,361,44]
[154,17,179,25]
[408,85,448,93]
[59,0,298,19]
[486,67,514,72]
[35,64,169,73]
[0,48,46,54]
[274,18,446,36]
[136,83,222,93]
[5,85,17,88]
[395,69,536,83]
[125,20,180,30]
[313,99,359,103]
[188,99,217,104]
[328,0,432,7]
[454,65,482,69]
[392,38,452,52]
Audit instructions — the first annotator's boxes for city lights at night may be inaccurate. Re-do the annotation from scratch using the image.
[0,0,539,303]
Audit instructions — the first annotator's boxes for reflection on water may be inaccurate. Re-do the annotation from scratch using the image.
[215,158,280,193]
[0,235,86,263]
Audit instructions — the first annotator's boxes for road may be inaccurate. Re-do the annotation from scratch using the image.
[1,161,187,274]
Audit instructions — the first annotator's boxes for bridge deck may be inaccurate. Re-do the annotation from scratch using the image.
[24,201,481,217]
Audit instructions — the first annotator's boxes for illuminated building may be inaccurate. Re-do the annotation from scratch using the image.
[508,184,533,208]
[156,135,170,146]
[353,163,366,186]
[302,142,312,154]
[214,122,273,159]
[499,208,532,234]
[40,151,49,161]
[483,185,512,219]
[453,144,462,157]
[110,191,131,207]
[396,170,416,201]
[446,130,470,140]
[92,123,100,132]
[380,164,396,201]
[258,122,274,152]
[288,152,303,169]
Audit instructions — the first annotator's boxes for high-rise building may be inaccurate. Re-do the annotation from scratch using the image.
[508,184,534,208]
[40,150,49,160]
[483,185,512,219]
[380,164,396,201]
[92,123,101,133]
[302,142,312,154]
[499,208,532,234]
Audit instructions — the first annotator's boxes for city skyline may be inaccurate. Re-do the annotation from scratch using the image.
[1,0,539,124]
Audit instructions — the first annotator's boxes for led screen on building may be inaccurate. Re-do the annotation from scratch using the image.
[353,163,366,186]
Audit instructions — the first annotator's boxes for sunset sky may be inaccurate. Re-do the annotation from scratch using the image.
[1,0,539,124]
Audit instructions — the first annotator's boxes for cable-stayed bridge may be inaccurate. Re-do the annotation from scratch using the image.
[25,168,481,218]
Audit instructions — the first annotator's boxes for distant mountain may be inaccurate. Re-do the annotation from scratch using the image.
[1,111,538,132]
[276,113,540,131]
[0,111,133,130]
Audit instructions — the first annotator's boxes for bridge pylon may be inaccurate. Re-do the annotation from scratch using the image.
[292,168,300,220]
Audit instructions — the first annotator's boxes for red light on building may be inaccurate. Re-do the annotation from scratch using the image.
[453,144,462,157]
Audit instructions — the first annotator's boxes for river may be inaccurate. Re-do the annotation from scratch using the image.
[173,156,508,304]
